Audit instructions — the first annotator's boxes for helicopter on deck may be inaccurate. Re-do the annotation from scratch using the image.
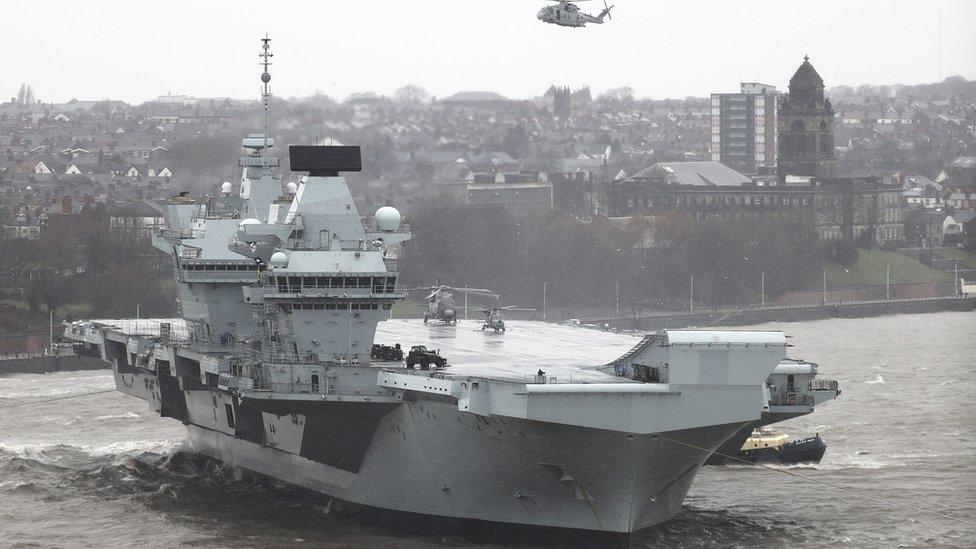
[537,0,613,27]
[481,305,536,332]
[405,285,499,325]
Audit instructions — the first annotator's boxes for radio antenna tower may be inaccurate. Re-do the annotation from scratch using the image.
[259,34,273,153]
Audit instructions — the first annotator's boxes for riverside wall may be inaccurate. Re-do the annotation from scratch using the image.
[0,354,107,376]
[592,296,976,332]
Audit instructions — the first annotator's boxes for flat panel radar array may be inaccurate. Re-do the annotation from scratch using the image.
[289,145,362,176]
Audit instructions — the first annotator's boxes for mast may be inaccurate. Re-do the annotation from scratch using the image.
[259,35,273,154]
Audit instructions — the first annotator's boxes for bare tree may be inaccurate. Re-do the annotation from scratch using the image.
[16,83,35,106]
[393,85,431,105]
[597,87,634,105]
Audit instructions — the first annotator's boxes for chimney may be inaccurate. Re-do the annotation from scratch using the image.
[62,195,72,214]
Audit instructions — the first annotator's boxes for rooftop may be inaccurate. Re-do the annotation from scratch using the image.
[627,161,752,187]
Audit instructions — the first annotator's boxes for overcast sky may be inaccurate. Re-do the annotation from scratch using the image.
[8,0,975,104]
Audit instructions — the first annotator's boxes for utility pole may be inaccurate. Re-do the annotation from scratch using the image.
[822,268,827,305]
[690,275,694,312]
[542,282,547,321]
[886,263,890,300]
[955,260,959,297]
[761,271,765,307]
[615,281,620,317]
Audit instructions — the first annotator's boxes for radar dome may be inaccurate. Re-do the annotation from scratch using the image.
[238,218,261,229]
[269,251,288,267]
[286,182,298,194]
[220,181,233,195]
[374,206,401,232]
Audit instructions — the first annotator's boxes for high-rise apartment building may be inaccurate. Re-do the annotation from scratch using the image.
[710,82,777,174]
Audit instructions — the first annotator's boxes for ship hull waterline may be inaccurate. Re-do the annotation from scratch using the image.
[177,395,747,534]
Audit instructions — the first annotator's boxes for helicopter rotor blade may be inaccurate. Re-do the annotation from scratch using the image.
[451,288,499,298]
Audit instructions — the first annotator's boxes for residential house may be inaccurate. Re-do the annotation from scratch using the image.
[943,211,976,245]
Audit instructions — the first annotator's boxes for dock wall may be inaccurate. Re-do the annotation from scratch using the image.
[0,354,107,376]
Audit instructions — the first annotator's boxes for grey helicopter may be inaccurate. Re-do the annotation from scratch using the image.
[480,305,536,332]
[405,285,498,325]
[537,0,613,27]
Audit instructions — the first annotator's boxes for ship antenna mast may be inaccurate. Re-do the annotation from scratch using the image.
[259,34,273,154]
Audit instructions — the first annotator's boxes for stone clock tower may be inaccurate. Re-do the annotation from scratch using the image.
[777,56,836,181]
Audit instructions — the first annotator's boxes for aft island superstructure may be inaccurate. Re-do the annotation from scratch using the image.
[63,38,838,535]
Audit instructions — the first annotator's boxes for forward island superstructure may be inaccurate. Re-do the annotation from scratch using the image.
[64,38,837,535]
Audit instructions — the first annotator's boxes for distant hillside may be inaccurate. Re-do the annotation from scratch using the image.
[440,91,510,103]
[829,76,976,102]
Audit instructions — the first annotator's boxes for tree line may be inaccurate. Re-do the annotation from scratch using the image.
[400,195,829,316]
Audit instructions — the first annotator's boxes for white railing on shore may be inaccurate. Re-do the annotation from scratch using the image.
[588,294,972,324]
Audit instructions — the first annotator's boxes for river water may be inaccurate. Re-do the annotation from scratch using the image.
[1,312,974,548]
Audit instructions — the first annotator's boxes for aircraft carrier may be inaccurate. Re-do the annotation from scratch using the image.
[63,38,839,535]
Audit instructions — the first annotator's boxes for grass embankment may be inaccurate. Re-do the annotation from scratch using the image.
[933,248,976,269]
[805,249,950,289]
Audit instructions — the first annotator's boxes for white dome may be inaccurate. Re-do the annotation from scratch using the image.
[374,206,401,232]
[220,181,233,194]
[238,218,261,229]
[269,251,288,267]
[286,182,298,194]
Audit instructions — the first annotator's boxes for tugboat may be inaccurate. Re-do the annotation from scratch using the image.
[732,427,827,465]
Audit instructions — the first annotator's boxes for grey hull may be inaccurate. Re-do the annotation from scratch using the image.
[185,397,745,534]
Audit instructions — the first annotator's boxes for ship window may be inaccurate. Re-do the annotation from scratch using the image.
[313,304,324,310]
[383,303,392,310]
[331,276,343,288]
[386,276,397,292]
[216,265,227,271]
[205,264,216,270]
[373,277,385,292]
[316,276,327,287]
[358,276,371,288]
[288,276,301,289]
[350,303,360,310]
[345,276,357,287]
[303,276,315,287]
[325,303,336,310]
[280,304,292,312]
[371,303,379,310]
[224,403,235,429]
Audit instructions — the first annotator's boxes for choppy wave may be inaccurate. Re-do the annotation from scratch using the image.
[865,374,885,384]
[93,412,141,421]
[0,440,180,460]
[0,385,115,400]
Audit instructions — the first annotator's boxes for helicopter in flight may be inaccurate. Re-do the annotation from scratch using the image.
[406,285,498,325]
[537,0,613,27]
[480,305,536,332]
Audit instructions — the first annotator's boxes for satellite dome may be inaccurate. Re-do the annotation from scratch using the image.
[238,218,261,229]
[286,182,298,194]
[374,206,401,232]
[220,181,233,195]
[269,251,288,267]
